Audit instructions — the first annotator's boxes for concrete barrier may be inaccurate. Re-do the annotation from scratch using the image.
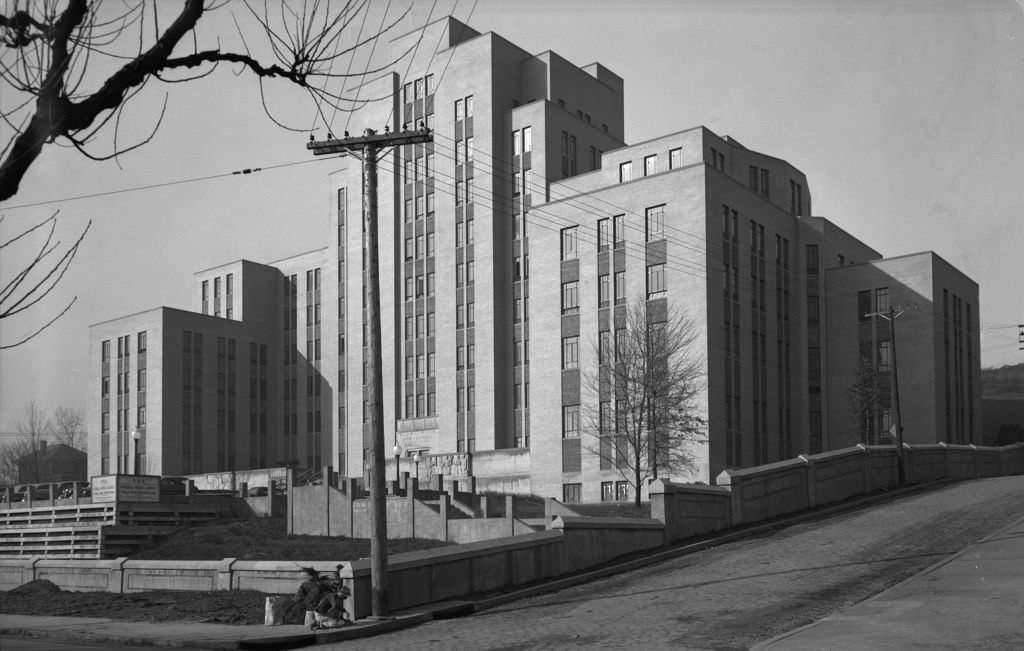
[654,442,1024,543]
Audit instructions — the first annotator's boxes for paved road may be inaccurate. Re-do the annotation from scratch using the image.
[324,476,1024,651]
[0,637,176,650]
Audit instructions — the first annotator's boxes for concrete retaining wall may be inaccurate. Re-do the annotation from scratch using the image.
[658,442,1024,543]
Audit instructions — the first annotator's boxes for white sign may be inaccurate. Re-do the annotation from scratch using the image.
[89,475,160,503]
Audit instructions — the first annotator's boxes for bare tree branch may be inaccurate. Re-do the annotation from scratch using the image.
[584,297,707,506]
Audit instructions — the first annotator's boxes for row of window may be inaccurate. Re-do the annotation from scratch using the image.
[618,147,686,185]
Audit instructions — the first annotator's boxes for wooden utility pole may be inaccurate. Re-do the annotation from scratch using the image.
[865,303,917,485]
[307,127,432,617]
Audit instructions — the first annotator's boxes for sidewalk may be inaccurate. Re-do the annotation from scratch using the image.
[752,514,1024,650]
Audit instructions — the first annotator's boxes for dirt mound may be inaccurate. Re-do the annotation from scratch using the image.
[10,579,61,595]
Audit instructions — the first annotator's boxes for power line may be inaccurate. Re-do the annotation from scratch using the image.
[0,157,336,211]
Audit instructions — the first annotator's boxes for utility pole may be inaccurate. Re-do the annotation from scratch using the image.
[865,303,917,485]
[307,127,432,617]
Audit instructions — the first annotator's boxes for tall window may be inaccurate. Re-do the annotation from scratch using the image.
[523,126,532,152]
[561,226,579,260]
[562,405,580,437]
[669,147,682,170]
[644,154,657,176]
[613,215,625,245]
[599,274,611,307]
[614,271,626,304]
[619,161,632,183]
[647,264,666,296]
[645,205,665,241]
[562,336,580,369]
[562,281,579,314]
[598,218,611,250]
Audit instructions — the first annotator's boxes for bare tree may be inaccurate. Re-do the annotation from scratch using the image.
[585,297,706,506]
[847,355,890,445]
[0,0,412,201]
[0,401,53,483]
[53,405,85,450]
[0,1,411,346]
[1,211,91,349]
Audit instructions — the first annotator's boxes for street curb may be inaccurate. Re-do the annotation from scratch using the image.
[747,509,1024,651]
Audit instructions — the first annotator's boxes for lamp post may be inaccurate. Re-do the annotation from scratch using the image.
[392,443,403,485]
[413,450,421,483]
[131,429,140,475]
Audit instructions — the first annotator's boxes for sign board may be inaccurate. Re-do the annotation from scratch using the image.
[90,474,161,503]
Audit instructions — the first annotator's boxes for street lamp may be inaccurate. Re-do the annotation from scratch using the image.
[131,429,140,475]
[392,443,403,485]
[413,450,421,484]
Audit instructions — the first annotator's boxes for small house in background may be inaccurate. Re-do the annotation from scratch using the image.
[18,441,87,483]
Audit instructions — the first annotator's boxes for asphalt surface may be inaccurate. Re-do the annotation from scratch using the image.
[323,476,1024,650]
[3,476,1024,650]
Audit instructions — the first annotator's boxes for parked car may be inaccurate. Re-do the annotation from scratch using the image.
[159,476,189,495]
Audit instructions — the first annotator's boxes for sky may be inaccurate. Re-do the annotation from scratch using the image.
[1,0,1022,435]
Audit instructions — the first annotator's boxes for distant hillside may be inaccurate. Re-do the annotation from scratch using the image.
[981,363,1024,445]
[982,363,1024,399]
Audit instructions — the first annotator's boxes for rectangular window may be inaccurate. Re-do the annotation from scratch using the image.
[562,281,580,314]
[601,481,614,502]
[645,205,665,241]
[561,226,579,260]
[523,126,532,152]
[562,336,580,369]
[467,302,475,327]
[614,272,626,304]
[513,130,522,155]
[613,215,625,245]
[806,244,819,274]
[563,483,582,503]
[644,154,657,176]
[455,99,463,121]
[760,168,770,198]
[562,405,580,437]
[647,263,666,296]
[598,218,611,250]
[669,147,682,170]
[619,161,632,183]
[599,274,611,306]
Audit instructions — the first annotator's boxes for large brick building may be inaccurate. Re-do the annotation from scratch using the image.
[87,17,980,500]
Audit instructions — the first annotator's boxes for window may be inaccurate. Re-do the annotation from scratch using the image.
[599,274,611,306]
[467,343,475,368]
[467,386,475,411]
[875,287,890,314]
[644,154,657,176]
[613,215,625,245]
[647,264,666,296]
[597,218,612,250]
[619,161,632,183]
[599,330,613,364]
[562,336,580,369]
[645,205,665,241]
[669,147,682,170]
[562,405,580,437]
[466,261,474,285]
[562,281,579,314]
[760,168,770,198]
[427,312,435,336]
[455,98,463,121]
[601,481,614,502]
[426,192,435,215]
[417,354,425,378]
[427,272,435,296]
[614,271,626,304]
[616,481,629,501]
[427,392,436,416]
[513,130,522,155]
[523,126,532,152]
[465,96,473,117]
[561,226,579,260]
[563,483,582,503]
[806,244,820,274]
[457,345,466,369]
[467,302,475,327]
